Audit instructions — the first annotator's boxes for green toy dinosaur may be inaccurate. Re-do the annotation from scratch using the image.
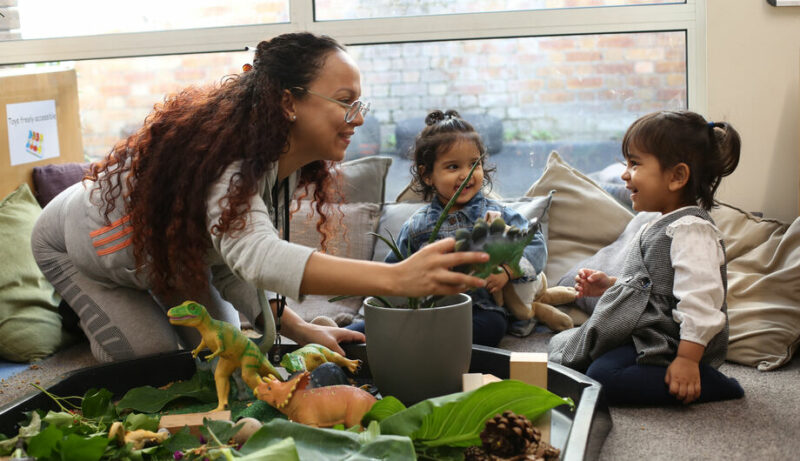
[167,300,283,412]
[453,215,543,279]
[280,344,362,374]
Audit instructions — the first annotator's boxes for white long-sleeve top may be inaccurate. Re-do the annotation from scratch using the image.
[658,208,727,346]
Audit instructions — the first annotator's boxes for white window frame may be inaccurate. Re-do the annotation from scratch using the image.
[0,0,706,112]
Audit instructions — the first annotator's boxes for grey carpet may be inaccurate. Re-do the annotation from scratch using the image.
[2,335,798,461]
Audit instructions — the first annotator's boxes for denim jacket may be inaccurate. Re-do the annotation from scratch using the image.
[385,192,547,314]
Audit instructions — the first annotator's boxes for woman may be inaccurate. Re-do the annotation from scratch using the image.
[31,32,489,363]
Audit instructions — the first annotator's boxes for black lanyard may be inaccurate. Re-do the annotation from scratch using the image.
[271,178,290,344]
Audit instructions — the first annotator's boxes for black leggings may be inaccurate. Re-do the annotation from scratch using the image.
[586,343,744,405]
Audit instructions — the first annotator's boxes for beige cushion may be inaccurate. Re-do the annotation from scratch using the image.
[525,151,634,282]
[295,156,393,204]
[395,178,502,203]
[710,202,800,371]
[290,200,381,261]
[287,200,382,322]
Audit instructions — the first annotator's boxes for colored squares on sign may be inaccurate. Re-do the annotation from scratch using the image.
[26,130,44,157]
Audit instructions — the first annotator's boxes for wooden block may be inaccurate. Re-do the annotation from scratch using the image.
[509,352,550,443]
[159,410,231,437]
[462,373,503,392]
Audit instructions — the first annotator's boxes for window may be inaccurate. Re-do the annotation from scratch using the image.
[316,0,683,20]
[0,0,704,198]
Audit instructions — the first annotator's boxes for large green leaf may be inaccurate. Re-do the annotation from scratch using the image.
[116,369,217,413]
[237,437,300,461]
[379,380,574,447]
[240,418,415,460]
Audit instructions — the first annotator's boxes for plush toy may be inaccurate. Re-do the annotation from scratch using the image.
[477,210,576,332]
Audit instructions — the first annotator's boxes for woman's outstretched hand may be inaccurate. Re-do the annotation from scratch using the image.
[574,268,617,298]
[395,237,489,297]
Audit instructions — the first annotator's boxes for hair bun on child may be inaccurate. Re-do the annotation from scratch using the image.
[425,109,462,126]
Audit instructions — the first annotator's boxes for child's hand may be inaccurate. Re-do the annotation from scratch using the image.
[665,356,701,404]
[574,268,616,298]
[485,266,510,293]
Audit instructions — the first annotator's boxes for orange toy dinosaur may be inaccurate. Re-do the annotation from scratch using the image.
[254,371,377,428]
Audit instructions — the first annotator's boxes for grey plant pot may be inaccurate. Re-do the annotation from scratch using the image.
[363,293,472,406]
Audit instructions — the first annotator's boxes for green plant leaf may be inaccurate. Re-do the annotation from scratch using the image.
[82,388,116,423]
[380,380,574,447]
[200,418,244,447]
[362,396,407,425]
[240,418,415,461]
[59,433,109,461]
[26,424,61,459]
[42,410,73,428]
[123,413,159,432]
[163,426,202,453]
[369,230,404,262]
[237,437,300,461]
[116,369,217,413]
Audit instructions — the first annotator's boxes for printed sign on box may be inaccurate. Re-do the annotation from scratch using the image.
[6,99,61,165]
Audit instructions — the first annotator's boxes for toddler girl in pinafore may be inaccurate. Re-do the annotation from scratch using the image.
[549,110,745,405]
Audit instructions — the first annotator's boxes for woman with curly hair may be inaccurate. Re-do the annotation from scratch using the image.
[31,32,489,363]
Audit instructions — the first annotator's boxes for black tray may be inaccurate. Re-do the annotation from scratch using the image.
[0,344,611,460]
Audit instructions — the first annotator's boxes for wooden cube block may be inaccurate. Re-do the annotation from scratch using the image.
[159,410,231,437]
[509,352,550,443]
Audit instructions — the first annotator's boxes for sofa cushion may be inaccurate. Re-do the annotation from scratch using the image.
[31,162,90,208]
[525,151,634,282]
[0,184,65,362]
[709,202,800,371]
[297,156,393,204]
[290,200,382,261]
[371,195,554,263]
[287,200,382,323]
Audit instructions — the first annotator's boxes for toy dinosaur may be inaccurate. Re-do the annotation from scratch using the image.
[280,343,362,374]
[167,300,283,412]
[254,371,377,428]
[454,214,576,332]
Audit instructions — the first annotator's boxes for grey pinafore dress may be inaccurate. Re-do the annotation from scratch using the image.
[548,207,728,372]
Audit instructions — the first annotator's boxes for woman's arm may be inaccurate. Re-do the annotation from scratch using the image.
[300,237,489,297]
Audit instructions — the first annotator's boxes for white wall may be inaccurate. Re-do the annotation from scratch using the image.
[707,0,800,222]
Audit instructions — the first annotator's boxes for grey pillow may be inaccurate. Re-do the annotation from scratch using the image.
[371,194,554,263]
[557,211,660,314]
[295,156,393,204]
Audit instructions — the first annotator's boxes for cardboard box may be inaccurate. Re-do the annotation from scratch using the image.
[0,68,83,199]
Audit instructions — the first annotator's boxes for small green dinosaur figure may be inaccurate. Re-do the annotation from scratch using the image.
[167,300,283,412]
[453,215,543,279]
[280,344,362,374]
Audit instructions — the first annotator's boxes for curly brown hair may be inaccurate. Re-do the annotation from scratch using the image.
[87,32,346,296]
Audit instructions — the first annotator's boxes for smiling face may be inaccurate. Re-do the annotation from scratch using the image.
[286,49,364,164]
[621,145,687,214]
[423,137,484,211]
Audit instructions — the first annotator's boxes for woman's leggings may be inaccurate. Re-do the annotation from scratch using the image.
[30,185,240,363]
[586,343,744,405]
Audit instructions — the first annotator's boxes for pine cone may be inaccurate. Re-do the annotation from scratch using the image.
[464,445,491,461]
[530,441,561,461]
[480,410,538,457]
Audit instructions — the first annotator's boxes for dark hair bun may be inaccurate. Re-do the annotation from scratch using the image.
[425,109,462,126]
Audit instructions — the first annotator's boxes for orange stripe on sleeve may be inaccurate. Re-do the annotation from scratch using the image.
[96,238,132,256]
[89,215,131,238]
[92,226,134,248]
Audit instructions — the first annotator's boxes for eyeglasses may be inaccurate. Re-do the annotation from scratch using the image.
[293,87,370,123]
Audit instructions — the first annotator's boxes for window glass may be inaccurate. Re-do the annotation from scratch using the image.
[2,1,288,40]
[316,0,683,21]
[346,32,686,199]
[0,51,250,159]
[1,31,685,202]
